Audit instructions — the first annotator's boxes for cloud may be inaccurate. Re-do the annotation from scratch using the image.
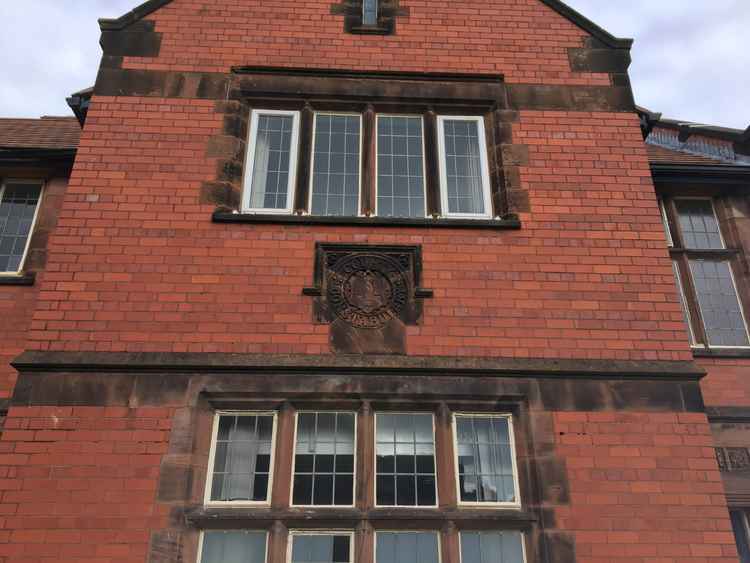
[0,0,747,128]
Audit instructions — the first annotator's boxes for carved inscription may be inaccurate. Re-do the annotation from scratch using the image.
[716,447,750,472]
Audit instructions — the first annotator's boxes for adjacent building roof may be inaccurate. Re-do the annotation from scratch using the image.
[0,117,81,151]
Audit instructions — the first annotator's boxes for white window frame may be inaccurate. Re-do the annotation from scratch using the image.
[204,411,279,507]
[658,198,672,247]
[452,413,521,509]
[289,410,357,508]
[308,112,364,217]
[672,260,699,348]
[374,114,429,219]
[436,116,493,220]
[197,530,269,563]
[457,530,527,563]
[286,530,355,563]
[0,179,44,276]
[241,109,300,214]
[373,531,442,563]
[373,411,439,509]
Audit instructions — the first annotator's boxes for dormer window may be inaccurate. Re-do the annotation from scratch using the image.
[362,0,378,26]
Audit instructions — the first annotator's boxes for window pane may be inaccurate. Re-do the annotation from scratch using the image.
[0,182,42,273]
[441,119,486,215]
[362,0,378,25]
[377,116,425,218]
[201,531,266,563]
[248,113,295,210]
[376,413,436,506]
[689,259,750,347]
[460,531,525,563]
[455,415,517,503]
[293,412,355,506]
[311,114,360,216]
[291,534,351,563]
[675,199,723,249]
[376,532,439,563]
[730,510,750,563]
[210,414,274,502]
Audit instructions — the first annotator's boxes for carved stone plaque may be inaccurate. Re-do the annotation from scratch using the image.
[303,244,432,354]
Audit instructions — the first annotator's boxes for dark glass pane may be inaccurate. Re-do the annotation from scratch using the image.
[335,455,354,473]
[315,455,335,473]
[334,474,354,505]
[293,475,313,505]
[730,510,750,563]
[255,454,270,473]
[296,454,314,473]
[332,536,351,563]
[460,475,478,502]
[396,475,416,505]
[416,455,434,474]
[210,474,224,501]
[377,475,395,505]
[396,455,415,474]
[213,443,229,473]
[377,453,395,474]
[252,474,268,501]
[313,475,334,505]
[416,475,436,506]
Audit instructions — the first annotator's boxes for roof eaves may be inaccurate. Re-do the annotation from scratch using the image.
[99,0,172,31]
[99,0,634,49]
[539,0,633,49]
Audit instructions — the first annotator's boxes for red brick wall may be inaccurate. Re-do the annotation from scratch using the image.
[131,0,608,85]
[699,358,750,408]
[0,177,69,399]
[555,411,737,562]
[27,99,691,361]
[0,406,173,562]
[0,407,736,563]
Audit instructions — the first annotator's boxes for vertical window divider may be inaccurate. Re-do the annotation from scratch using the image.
[269,521,289,563]
[361,105,377,217]
[435,403,457,508]
[294,103,315,214]
[272,403,295,509]
[358,401,375,510]
[441,522,460,563]
[423,109,442,218]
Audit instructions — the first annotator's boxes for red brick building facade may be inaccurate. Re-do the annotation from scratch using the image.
[0,0,749,562]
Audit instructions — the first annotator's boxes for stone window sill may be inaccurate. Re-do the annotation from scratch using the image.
[213,211,522,230]
[0,272,35,286]
[692,347,750,359]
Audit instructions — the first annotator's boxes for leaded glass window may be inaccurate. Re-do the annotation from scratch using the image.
[376,116,425,218]
[454,414,518,504]
[243,110,300,213]
[675,199,723,250]
[208,413,276,503]
[0,181,42,273]
[376,532,440,563]
[200,531,267,563]
[375,413,437,506]
[310,114,361,216]
[293,412,355,506]
[362,0,378,25]
[290,533,352,563]
[689,259,750,347]
[437,116,491,217]
[460,531,526,563]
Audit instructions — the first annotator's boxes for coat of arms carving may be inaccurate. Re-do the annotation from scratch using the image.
[303,244,432,354]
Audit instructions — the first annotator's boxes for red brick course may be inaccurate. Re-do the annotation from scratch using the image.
[699,358,750,408]
[555,411,738,563]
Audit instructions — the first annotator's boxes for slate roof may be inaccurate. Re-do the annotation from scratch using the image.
[0,117,81,151]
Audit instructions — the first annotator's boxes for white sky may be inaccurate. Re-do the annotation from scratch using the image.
[0,0,748,128]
